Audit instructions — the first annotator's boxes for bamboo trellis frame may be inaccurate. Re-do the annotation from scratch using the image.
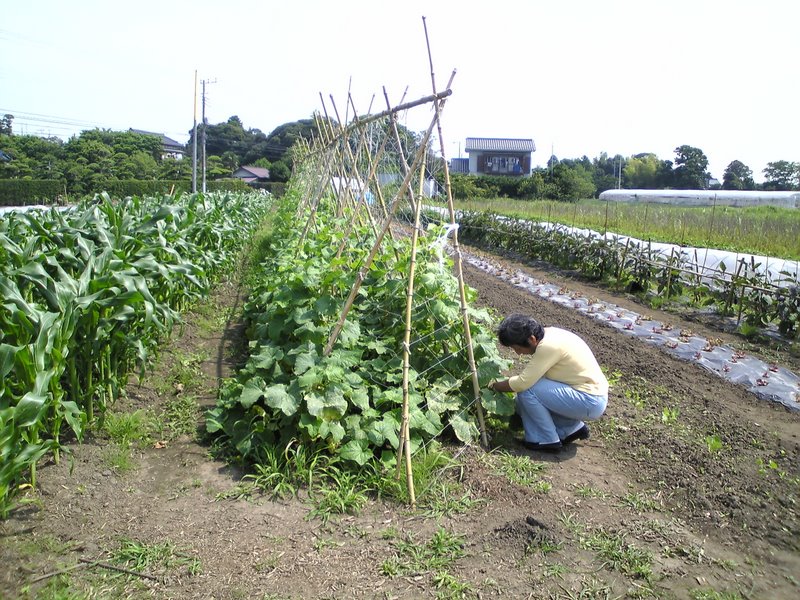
[286,21,489,505]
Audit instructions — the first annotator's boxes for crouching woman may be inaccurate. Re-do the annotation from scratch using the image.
[488,314,608,452]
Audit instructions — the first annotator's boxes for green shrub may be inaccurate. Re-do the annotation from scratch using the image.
[0,179,64,206]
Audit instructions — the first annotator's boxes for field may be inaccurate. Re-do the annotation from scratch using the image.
[2,240,798,600]
[452,198,800,261]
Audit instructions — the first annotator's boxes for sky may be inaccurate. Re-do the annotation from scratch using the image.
[2,0,798,183]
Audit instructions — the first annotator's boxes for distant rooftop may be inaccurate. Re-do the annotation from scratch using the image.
[464,137,536,152]
[129,128,184,149]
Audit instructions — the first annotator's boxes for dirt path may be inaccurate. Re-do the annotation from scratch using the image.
[2,247,799,600]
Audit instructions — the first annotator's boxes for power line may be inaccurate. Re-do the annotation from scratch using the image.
[1,107,302,152]
[0,108,191,142]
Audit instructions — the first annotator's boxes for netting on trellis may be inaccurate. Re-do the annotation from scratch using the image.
[201,73,516,506]
[288,87,506,448]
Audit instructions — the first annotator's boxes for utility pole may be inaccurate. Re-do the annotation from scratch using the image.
[200,77,216,193]
[191,70,198,193]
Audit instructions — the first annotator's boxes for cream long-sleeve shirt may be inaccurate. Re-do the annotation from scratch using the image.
[508,327,609,396]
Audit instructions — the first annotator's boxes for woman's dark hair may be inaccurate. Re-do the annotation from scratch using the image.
[497,314,545,347]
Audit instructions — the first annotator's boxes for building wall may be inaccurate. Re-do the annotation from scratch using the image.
[468,152,529,176]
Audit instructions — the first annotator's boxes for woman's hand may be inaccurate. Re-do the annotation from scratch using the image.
[488,379,512,392]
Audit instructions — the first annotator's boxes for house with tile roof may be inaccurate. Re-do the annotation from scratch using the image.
[129,129,186,160]
[232,165,270,183]
[454,137,536,176]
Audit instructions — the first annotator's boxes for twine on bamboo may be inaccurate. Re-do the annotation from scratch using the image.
[423,15,488,448]
[322,70,456,358]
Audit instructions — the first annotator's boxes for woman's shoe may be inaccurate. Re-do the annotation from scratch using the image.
[520,440,563,453]
[562,424,590,445]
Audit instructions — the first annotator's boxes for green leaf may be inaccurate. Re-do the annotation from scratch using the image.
[263,384,300,416]
[293,349,317,375]
[365,412,401,448]
[314,294,339,316]
[205,407,224,433]
[374,387,403,408]
[366,339,389,355]
[481,388,516,416]
[252,344,283,371]
[347,385,371,411]
[14,392,48,427]
[340,439,372,465]
[297,366,322,389]
[448,412,479,443]
[431,299,457,322]
[476,358,509,386]
[59,400,87,440]
[0,343,18,379]
[239,378,265,409]
[338,319,361,347]
[299,412,322,438]
[409,406,439,436]
[425,376,462,413]
[320,420,345,444]
[305,386,347,421]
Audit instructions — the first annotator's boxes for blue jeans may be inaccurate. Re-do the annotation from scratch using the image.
[516,378,608,444]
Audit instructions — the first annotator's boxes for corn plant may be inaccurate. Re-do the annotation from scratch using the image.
[0,190,271,516]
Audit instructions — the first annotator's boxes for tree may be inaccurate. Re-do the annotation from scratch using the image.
[0,134,64,179]
[221,151,239,172]
[80,129,162,161]
[120,151,159,179]
[762,160,799,191]
[268,160,291,182]
[592,153,625,194]
[721,160,755,190]
[204,115,249,158]
[549,162,596,201]
[0,114,13,136]
[624,153,663,189]
[672,145,709,189]
[205,155,230,179]
[159,156,189,180]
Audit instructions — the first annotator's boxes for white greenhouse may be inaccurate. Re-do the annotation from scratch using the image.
[599,189,800,209]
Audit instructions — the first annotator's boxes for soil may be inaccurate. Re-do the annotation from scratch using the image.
[2,244,799,600]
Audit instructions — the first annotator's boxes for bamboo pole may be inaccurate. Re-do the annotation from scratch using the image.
[382,88,418,217]
[332,121,394,261]
[338,89,451,136]
[333,94,404,263]
[395,164,426,507]
[322,73,455,357]
[294,96,343,256]
[422,17,488,447]
[328,95,379,237]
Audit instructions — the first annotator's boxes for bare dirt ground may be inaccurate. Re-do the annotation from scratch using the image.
[2,245,799,600]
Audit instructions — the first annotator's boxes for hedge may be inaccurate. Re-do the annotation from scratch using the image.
[0,180,64,206]
[0,178,254,206]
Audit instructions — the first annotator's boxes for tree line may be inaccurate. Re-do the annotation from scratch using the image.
[1,111,798,201]
[0,113,320,196]
[447,146,800,202]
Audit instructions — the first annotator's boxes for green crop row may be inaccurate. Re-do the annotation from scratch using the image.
[453,211,800,339]
[206,191,513,468]
[0,191,271,516]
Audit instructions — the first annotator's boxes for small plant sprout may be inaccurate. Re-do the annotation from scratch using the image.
[662,406,680,424]
[705,434,724,454]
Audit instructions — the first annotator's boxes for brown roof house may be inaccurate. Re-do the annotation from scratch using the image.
[232,165,270,184]
[452,137,535,176]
